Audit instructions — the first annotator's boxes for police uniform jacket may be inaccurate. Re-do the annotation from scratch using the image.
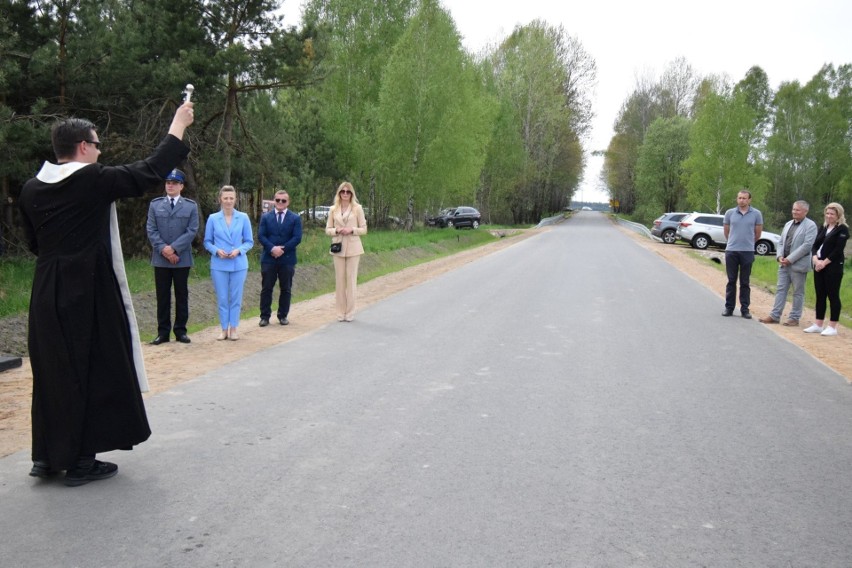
[147,195,199,268]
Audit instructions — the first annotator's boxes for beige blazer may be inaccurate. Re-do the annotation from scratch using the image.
[325,203,367,256]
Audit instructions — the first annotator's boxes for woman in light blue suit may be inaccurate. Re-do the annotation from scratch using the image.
[204,185,254,340]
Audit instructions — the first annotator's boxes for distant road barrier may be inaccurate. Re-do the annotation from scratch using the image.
[535,213,567,228]
[614,216,655,239]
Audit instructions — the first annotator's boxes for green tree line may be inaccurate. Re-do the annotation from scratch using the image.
[0,0,596,255]
[603,58,852,228]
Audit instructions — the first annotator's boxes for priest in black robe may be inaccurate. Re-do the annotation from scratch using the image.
[19,102,194,486]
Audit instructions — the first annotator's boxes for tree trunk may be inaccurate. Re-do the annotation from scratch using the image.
[220,74,238,187]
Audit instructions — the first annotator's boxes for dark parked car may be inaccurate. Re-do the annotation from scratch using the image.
[651,212,689,244]
[448,206,481,229]
[426,208,456,228]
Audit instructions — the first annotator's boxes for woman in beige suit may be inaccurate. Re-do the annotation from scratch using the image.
[325,181,368,321]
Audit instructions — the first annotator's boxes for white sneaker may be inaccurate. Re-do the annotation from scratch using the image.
[821,327,838,337]
[803,324,823,333]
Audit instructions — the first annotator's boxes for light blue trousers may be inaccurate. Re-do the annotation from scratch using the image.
[211,268,247,329]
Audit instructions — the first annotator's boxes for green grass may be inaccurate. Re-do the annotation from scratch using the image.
[0,226,500,319]
[0,257,34,318]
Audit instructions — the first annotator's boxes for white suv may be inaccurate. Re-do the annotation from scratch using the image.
[676,213,782,255]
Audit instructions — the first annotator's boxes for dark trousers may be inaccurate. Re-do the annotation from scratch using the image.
[260,263,295,319]
[814,269,844,321]
[154,266,190,336]
[725,250,755,312]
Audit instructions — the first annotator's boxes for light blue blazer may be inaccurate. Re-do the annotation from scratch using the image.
[203,210,254,272]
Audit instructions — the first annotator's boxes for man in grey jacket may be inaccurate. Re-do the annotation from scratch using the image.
[146,169,199,344]
[759,200,818,326]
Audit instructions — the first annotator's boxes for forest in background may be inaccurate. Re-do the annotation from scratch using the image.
[2,0,849,259]
[0,0,595,255]
[603,58,852,229]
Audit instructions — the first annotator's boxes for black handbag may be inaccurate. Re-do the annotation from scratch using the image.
[330,242,342,253]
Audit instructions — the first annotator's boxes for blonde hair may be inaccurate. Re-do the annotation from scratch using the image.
[824,202,847,227]
[331,181,360,210]
[219,185,236,198]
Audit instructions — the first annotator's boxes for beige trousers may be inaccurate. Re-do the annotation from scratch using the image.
[333,254,360,319]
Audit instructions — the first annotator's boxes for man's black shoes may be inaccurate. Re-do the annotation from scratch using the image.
[150,335,170,345]
[279,317,289,326]
[64,460,118,487]
[259,318,269,327]
[721,310,734,317]
[741,311,752,319]
[175,334,191,343]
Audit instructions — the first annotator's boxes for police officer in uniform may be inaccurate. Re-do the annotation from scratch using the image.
[146,169,199,344]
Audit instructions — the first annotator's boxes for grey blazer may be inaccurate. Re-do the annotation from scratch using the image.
[146,195,200,268]
[777,216,818,273]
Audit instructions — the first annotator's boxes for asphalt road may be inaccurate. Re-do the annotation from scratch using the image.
[3,211,852,567]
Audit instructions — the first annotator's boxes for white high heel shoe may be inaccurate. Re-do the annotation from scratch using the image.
[217,329,228,340]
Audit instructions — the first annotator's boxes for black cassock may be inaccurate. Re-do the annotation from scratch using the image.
[19,134,190,469]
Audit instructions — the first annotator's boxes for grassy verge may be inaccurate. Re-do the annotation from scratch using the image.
[0,226,499,320]
[0,258,33,318]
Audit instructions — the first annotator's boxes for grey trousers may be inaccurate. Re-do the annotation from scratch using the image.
[769,265,807,321]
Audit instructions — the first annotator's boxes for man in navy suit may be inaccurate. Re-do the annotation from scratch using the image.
[258,190,302,326]
[146,169,199,344]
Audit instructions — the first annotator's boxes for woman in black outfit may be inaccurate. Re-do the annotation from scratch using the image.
[804,202,849,336]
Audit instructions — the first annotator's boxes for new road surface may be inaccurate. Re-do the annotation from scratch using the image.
[2,212,851,566]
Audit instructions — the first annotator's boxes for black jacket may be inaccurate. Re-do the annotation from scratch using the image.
[812,223,849,275]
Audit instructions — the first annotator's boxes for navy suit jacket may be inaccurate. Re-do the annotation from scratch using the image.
[258,209,302,265]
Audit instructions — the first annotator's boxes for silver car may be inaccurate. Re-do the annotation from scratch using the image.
[651,212,689,244]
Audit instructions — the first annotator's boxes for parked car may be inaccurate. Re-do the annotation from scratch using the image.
[426,208,456,228]
[675,212,782,255]
[651,212,689,244]
[448,206,481,229]
[299,205,331,222]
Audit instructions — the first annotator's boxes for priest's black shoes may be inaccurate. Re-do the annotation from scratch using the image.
[175,334,191,343]
[64,459,118,487]
[150,335,170,345]
[29,460,59,478]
